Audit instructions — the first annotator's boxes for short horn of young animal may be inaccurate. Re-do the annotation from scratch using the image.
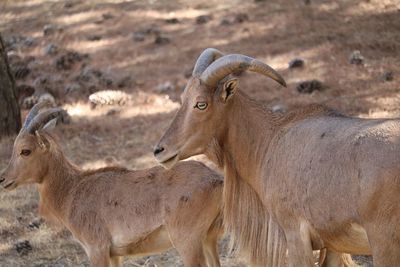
[192,48,224,77]
[22,101,53,129]
[200,54,287,87]
[26,108,62,133]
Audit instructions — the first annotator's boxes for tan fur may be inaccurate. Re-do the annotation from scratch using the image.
[155,72,400,267]
[223,156,287,267]
[1,130,224,267]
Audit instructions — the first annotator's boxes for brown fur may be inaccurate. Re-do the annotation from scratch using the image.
[155,71,400,267]
[1,130,224,267]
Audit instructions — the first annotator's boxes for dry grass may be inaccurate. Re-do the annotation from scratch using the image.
[1,0,399,265]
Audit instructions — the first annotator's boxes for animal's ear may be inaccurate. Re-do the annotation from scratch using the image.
[35,131,50,150]
[42,118,58,132]
[220,77,238,103]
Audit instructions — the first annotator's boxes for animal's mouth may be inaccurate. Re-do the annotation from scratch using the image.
[0,177,16,190]
[158,153,179,169]
[3,181,15,189]
[160,153,178,164]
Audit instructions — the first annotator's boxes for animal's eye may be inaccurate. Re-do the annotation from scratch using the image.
[195,102,208,110]
[20,149,31,156]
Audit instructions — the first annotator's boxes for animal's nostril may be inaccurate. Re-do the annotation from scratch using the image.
[0,177,5,183]
[154,146,165,156]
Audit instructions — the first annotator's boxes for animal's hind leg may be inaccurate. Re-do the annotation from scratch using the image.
[203,231,221,267]
[168,228,208,267]
[174,240,208,267]
[365,223,400,267]
[87,246,111,267]
[321,250,360,267]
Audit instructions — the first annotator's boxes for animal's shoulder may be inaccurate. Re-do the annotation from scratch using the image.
[273,104,344,126]
[82,166,130,177]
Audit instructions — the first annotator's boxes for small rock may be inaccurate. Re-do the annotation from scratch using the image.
[142,25,161,35]
[7,50,22,63]
[43,43,59,55]
[102,13,114,20]
[33,76,48,87]
[64,1,74,8]
[220,18,232,26]
[16,84,35,102]
[4,35,35,49]
[38,93,56,106]
[106,109,118,116]
[382,71,394,82]
[349,50,364,65]
[154,35,170,45]
[156,81,175,93]
[89,90,132,107]
[64,83,81,94]
[99,76,114,87]
[27,219,43,230]
[23,37,36,47]
[165,18,179,24]
[234,13,249,23]
[117,75,133,88]
[77,66,103,82]
[288,58,305,69]
[196,15,212,24]
[296,80,324,94]
[271,104,286,114]
[87,35,102,41]
[13,65,30,80]
[55,51,88,70]
[15,240,32,255]
[22,96,39,109]
[132,32,145,42]
[43,24,58,36]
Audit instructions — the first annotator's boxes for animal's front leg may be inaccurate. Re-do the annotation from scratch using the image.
[110,256,123,267]
[284,222,315,267]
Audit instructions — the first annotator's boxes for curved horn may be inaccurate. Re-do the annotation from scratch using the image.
[200,54,286,87]
[23,101,53,129]
[26,108,62,134]
[192,48,224,77]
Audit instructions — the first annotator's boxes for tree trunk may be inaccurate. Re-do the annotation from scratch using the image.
[0,34,21,137]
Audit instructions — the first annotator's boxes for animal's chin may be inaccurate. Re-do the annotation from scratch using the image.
[2,180,17,190]
[159,154,179,169]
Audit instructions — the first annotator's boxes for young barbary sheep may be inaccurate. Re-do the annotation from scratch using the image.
[0,102,223,267]
[154,48,400,267]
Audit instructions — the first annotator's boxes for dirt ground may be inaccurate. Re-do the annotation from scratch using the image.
[1,0,399,266]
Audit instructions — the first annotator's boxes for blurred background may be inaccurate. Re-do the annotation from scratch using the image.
[0,0,399,266]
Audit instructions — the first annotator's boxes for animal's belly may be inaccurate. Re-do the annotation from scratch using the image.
[110,226,173,257]
[321,223,371,255]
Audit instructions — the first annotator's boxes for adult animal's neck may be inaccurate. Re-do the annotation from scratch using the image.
[207,91,277,189]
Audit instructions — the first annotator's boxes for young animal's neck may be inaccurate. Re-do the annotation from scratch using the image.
[37,148,82,224]
[207,91,276,189]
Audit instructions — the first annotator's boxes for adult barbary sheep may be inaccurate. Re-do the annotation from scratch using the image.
[154,48,399,266]
[0,102,223,267]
